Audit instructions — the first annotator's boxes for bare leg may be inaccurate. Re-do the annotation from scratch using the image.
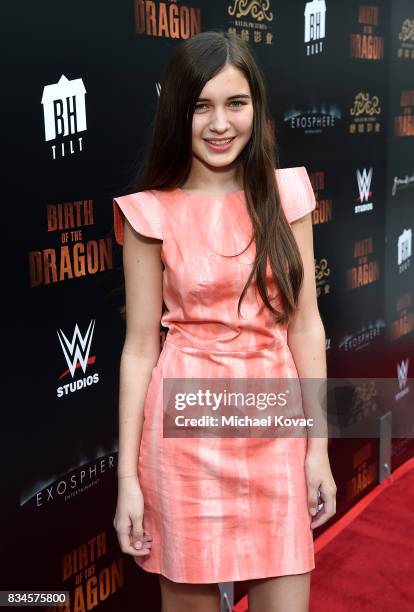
[159,574,221,612]
[247,571,311,612]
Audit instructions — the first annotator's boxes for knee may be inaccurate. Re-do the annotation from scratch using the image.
[159,575,221,612]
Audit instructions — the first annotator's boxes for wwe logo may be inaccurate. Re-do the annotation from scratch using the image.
[57,319,96,379]
[397,358,409,390]
[356,168,373,203]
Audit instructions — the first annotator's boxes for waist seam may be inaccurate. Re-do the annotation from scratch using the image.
[163,339,283,354]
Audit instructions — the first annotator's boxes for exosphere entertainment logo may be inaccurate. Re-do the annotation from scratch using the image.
[284,101,341,134]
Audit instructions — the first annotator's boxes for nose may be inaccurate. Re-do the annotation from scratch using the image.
[209,106,230,132]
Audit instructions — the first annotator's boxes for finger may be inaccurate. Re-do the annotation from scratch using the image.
[308,486,320,517]
[310,505,328,529]
[120,530,152,555]
[118,532,151,556]
[117,526,152,556]
[134,538,153,549]
[125,545,152,556]
[131,520,144,549]
[310,496,336,529]
[132,530,152,540]
[131,527,154,549]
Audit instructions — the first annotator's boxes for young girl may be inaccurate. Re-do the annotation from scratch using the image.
[112,30,337,612]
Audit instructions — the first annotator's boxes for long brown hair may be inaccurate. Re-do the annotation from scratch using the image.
[125,30,304,325]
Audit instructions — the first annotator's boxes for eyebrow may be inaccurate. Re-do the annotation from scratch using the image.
[196,94,251,102]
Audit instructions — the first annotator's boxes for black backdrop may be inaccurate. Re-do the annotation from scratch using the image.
[3,1,414,609]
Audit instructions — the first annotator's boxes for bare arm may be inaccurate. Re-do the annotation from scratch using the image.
[286,212,328,453]
[286,212,337,527]
[117,217,163,481]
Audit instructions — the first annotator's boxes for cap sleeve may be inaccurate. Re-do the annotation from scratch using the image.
[275,167,316,223]
[112,190,163,245]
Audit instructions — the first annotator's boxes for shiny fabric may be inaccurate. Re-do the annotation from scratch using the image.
[113,167,317,583]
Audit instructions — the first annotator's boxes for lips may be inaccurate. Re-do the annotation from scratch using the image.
[204,137,235,145]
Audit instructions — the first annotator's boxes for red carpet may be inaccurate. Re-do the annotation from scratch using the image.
[233,458,414,612]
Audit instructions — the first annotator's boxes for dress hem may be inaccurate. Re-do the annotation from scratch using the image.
[134,559,316,584]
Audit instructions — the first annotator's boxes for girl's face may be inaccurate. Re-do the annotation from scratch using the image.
[191,64,254,170]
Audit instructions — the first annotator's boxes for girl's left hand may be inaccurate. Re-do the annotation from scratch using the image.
[305,449,337,530]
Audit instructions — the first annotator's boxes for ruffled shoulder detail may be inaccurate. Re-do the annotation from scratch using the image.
[275,167,316,223]
[113,190,163,245]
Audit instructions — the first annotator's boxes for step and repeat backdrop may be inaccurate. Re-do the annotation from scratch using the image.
[4,0,414,610]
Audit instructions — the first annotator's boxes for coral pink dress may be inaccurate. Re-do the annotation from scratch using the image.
[113,166,317,583]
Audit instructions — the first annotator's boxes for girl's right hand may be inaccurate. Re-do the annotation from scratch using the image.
[113,475,153,557]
